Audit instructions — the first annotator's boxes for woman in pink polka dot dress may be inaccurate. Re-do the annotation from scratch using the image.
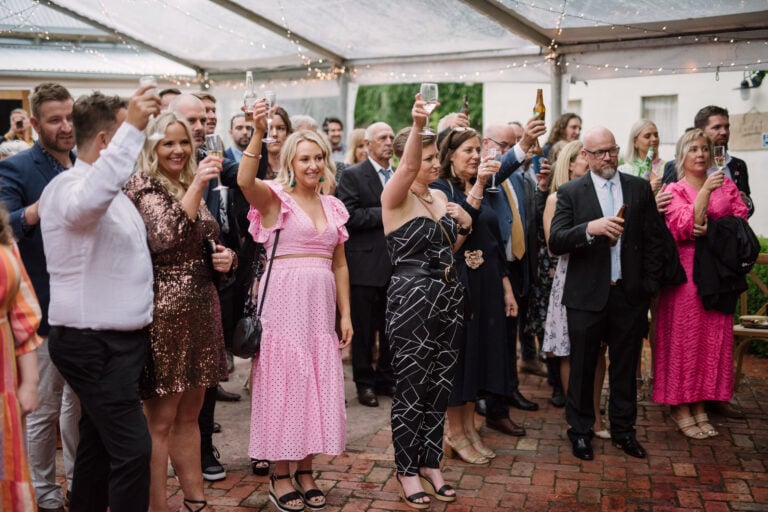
[237,99,353,512]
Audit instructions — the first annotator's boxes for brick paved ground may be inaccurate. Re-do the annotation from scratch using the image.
[55,352,767,511]
[160,353,768,512]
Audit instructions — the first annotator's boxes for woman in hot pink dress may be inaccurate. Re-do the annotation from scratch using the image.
[237,100,352,512]
[652,129,748,439]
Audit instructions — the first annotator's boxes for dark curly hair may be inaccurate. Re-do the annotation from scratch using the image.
[545,113,582,145]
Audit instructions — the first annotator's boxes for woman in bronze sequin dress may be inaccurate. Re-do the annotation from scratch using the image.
[125,112,235,512]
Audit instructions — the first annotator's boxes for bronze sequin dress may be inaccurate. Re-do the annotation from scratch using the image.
[125,173,226,400]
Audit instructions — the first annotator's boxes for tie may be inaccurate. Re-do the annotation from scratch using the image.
[502,181,525,260]
[380,168,392,184]
[606,181,620,281]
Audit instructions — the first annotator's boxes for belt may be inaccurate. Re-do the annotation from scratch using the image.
[610,279,623,287]
[394,264,457,283]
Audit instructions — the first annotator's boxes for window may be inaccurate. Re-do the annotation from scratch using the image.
[641,95,677,144]
[567,99,582,116]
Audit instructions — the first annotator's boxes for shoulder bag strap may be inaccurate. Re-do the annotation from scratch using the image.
[256,230,280,318]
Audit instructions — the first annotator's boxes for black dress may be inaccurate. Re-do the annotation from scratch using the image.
[385,215,464,475]
[430,179,513,405]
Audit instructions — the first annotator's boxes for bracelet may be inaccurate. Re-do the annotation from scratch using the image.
[468,191,483,201]
[457,224,472,236]
[242,150,261,159]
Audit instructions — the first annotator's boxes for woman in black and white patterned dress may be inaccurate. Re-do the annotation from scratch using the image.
[381,96,471,509]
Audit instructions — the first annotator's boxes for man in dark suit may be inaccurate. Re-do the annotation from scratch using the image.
[225,113,250,163]
[336,121,396,407]
[0,82,80,512]
[550,126,665,461]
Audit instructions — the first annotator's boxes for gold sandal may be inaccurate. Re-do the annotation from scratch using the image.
[693,413,718,438]
[444,435,490,464]
[466,431,496,459]
[672,415,708,439]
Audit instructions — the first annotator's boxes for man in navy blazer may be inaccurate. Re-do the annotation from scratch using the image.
[336,121,396,407]
[0,82,80,512]
[549,126,666,462]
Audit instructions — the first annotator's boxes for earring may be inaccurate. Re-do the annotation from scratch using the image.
[319,176,325,183]
[289,169,296,187]
[450,163,456,177]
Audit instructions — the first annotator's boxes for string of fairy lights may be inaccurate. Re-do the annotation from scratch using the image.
[0,0,764,89]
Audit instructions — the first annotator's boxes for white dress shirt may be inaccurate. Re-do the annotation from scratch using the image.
[40,122,153,330]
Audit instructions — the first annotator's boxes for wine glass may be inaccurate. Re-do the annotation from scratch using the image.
[139,75,164,141]
[204,133,227,191]
[486,148,500,193]
[262,90,277,143]
[419,83,438,136]
[713,145,726,172]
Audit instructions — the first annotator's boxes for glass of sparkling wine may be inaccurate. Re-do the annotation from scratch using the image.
[139,75,163,141]
[420,83,438,135]
[486,148,500,193]
[204,133,227,191]
[713,145,726,171]
[262,90,277,143]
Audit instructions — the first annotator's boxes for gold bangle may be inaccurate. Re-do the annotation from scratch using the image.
[243,150,261,159]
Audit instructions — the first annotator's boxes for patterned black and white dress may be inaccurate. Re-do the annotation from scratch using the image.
[385,215,464,476]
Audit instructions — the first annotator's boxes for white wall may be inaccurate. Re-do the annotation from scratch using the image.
[485,71,768,236]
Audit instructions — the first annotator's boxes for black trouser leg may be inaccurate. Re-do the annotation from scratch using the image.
[49,327,151,512]
[199,386,217,453]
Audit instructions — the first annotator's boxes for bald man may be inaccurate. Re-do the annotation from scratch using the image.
[549,126,666,461]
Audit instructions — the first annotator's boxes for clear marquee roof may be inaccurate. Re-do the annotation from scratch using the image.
[1,0,766,84]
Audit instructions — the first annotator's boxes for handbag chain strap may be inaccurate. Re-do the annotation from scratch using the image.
[256,230,281,318]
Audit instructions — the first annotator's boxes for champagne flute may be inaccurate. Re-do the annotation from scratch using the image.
[486,148,500,193]
[139,75,164,141]
[262,90,277,143]
[204,133,227,191]
[420,83,438,136]
[713,145,726,172]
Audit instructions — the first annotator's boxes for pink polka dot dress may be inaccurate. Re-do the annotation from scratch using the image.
[247,181,349,461]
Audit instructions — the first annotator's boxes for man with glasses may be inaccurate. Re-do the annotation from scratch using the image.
[550,126,666,461]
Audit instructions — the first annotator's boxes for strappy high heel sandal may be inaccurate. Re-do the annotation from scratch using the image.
[672,415,708,439]
[693,413,719,438]
[251,458,270,476]
[182,498,207,512]
[293,470,326,511]
[269,473,305,512]
[419,472,457,502]
[444,435,490,464]
[466,431,496,459]
[396,474,431,510]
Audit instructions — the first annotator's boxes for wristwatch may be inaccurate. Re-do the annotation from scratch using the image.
[457,224,472,236]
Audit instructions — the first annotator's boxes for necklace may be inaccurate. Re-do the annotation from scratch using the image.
[409,189,434,204]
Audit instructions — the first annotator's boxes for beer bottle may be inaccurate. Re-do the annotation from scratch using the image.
[243,71,257,124]
[461,94,470,121]
[531,88,545,155]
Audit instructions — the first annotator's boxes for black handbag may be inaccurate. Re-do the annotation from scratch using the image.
[231,230,280,358]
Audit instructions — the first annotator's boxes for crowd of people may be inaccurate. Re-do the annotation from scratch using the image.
[0,79,758,512]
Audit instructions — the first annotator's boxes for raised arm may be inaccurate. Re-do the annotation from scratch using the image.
[236,98,281,223]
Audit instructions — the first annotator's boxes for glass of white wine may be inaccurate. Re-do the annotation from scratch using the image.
[204,133,227,191]
[139,75,164,142]
[713,145,726,172]
[419,83,438,136]
[486,148,500,193]
[262,90,277,143]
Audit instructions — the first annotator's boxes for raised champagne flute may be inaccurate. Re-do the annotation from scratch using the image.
[420,83,438,136]
[139,75,164,142]
[486,148,500,193]
[262,90,277,143]
[713,145,726,172]
[204,133,227,191]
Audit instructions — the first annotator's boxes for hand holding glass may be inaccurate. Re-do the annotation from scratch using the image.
[262,91,277,143]
[486,148,500,193]
[204,134,227,191]
[139,76,164,141]
[419,83,438,136]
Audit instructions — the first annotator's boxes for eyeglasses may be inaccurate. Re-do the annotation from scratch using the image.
[486,136,511,152]
[583,146,620,159]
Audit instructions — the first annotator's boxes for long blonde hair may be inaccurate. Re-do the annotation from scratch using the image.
[0,205,12,246]
[550,140,584,193]
[276,130,336,194]
[137,112,197,200]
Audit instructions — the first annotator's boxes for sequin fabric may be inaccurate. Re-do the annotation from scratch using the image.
[125,173,226,399]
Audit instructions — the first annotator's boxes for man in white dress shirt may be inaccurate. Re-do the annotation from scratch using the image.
[39,86,159,511]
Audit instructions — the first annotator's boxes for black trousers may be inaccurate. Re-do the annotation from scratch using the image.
[49,326,151,512]
[350,284,394,392]
[565,283,648,440]
[387,277,463,475]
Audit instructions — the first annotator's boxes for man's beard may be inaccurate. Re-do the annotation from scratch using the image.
[593,166,617,180]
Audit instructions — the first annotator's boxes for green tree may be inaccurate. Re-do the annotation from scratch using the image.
[353,83,483,132]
